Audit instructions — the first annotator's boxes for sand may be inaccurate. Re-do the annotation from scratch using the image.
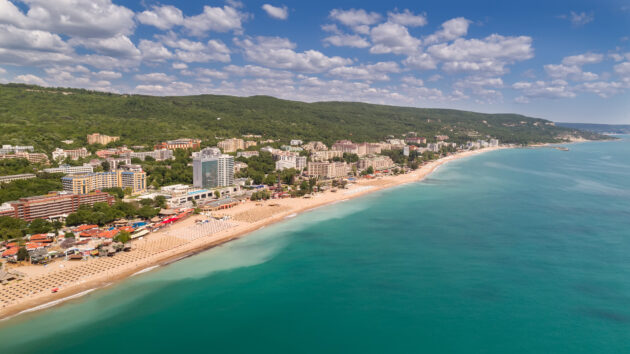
[0,147,503,320]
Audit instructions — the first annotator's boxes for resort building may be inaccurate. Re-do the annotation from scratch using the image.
[234,161,248,173]
[290,139,303,146]
[43,163,93,175]
[275,156,307,171]
[236,151,259,158]
[95,147,133,159]
[307,161,348,179]
[52,147,89,161]
[87,133,119,145]
[405,137,427,145]
[0,152,49,164]
[245,141,258,149]
[0,191,114,221]
[435,135,450,141]
[129,149,173,161]
[0,145,34,154]
[331,140,359,154]
[303,141,327,152]
[218,138,245,153]
[106,157,131,170]
[357,143,382,156]
[0,174,36,184]
[489,139,499,147]
[154,138,201,150]
[311,150,343,162]
[193,147,234,189]
[62,170,147,195]
[357,155,395,171]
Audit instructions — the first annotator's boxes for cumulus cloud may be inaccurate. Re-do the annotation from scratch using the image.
[512,79,576,99]
[370,22,421,55]
[137,5,184,30]
[135,72,176,83]
[424,17,470,44]
[234,36,352,73]
[139,39,173,62]
[183,5,248,36]
[561,52,603,66]
[157,33,231,63]
[328,61,400,81]
[262,4,289,20]
[329,8,381,33]
[387,9,427,27]
[323,34,370,48]
[72,35,140,58]
[225,64,293,79]
[14,73,47,86]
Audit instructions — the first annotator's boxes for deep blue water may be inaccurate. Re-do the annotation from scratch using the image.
[1,137,630,353]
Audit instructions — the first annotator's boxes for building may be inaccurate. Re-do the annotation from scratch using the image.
[331,140,359,154]
[158,184,242,208]
[129,149,173,161]
[405,137,426,145]
[427,143,439,152]
[62,170,146,195]
[303,141,327,152]
[236,151,259,158]
[290,139,303,146]
[275,156,306,171]
[234,161,248,173]
[489,139,499,147]
[218,138,245,153]
[106,157,131,170]
[307,162,348,179]
[0,174,36,184]
[0,145,34,154]
[87,133,119,145]
[154,138,201,150]
[0,191,114,221]
[52,147,89,161]
[357,143,382,156]
[435,135,449,141]
[311,150,343,162]
[0,152,49,164]
[95,147,132,159]
[245,141,258,149]
[357,156,395,171]
[43,163,94,175]
[193,147,234,189]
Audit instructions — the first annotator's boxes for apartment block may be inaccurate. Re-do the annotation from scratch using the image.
[62,170,146,194]
[307,161,348,179]
[87,133,119,145]
[129,149,173,161]
[154,138,201,150]
[0,174,36,184]
[0,191,114,221]
[43,164,94,175]
[218,138,245,153]
[52,147,89,161]
[357,156,395,171]
[311,150,343,162]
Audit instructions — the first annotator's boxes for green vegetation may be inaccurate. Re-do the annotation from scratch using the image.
[0,83,607,154]
[235,152,275,185]
[250,190,271,201]
[0,172,64,204]
[0,158,39,175]
[114,230,131,244]
[65,201,158,226]
[141,149,193,188]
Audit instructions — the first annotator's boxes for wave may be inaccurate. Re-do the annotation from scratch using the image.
[131,265,160,277]
[5,288,98,321]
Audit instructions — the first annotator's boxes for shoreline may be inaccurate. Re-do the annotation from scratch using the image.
[0,146,505,322]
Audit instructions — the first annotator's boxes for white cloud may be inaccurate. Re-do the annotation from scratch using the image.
[94,70,121,79]
[139,39,173,61]
[225,64,293,78]
[613,62,630,76]
[137,5,184,30]
[0,24,70,52]
[387,9,427,27]
[323,34,370,48]
[561,52,603,66]
[197,68,229,80]
[544,64,598,81]
[234,36,352,73]
[135,72,176,83]
[72,35,140,58]
[512,79,576,99]
[425,17,470,44]
[560,11,594,26]
[370,22,421,55]
[134,81,194,95]
[172,62,187,70]
[0,67,6,75]
[3,0,135,38]
[403,53,438,70]
[428,34,534,75]
[329,8,381,33]
[262,4,289,20]
[157,33,231,63]
[401,76,424,86]
[183,5,247,36]
[328,61,400,81]
[577,81,624,98]
[14,73,47,86]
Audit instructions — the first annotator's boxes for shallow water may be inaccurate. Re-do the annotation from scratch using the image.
[1,137,630,353]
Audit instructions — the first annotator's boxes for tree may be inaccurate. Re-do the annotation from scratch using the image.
[17,246,28,261]
[28,218,52,234]
[103,187,124,199]
[153,195,167,208]
[64,232,75,239]
[137,205,158,219]
[52,220,63,236]
[114,230,131,243]
[101,160,110,172]
[214,190,221,199]
[140,198,154,207]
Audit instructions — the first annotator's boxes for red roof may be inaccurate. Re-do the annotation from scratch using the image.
[30,234,50,241]
[2,248,18,257]
[5,242,18,248]
[74,224,98,232]
[26,242,47,250]
[97,230,119,239]
[79,230,99,238]
[119,226,134,233]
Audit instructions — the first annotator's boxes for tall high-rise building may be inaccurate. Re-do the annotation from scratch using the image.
[193,147,234,188]
[62,170,146,194]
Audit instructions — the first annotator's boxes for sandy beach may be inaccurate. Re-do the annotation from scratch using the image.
[0,147,503,320]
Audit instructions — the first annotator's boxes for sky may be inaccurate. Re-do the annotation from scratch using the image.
[0,0,628,123]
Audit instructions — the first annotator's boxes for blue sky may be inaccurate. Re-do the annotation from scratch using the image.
[0,0,628,123]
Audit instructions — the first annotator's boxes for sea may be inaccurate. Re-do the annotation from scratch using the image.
[1,136,629,353]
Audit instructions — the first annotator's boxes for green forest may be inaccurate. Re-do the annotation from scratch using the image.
[0,83,606,154]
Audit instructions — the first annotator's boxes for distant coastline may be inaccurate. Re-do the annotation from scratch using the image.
[0,147,505,320]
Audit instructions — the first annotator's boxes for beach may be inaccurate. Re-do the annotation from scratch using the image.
[0,147,503,320]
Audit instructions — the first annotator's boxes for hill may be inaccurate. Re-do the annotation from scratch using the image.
[0,83,607,152]
[556,123,630,135]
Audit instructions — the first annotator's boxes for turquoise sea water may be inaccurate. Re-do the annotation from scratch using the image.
[1,137,630,353]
